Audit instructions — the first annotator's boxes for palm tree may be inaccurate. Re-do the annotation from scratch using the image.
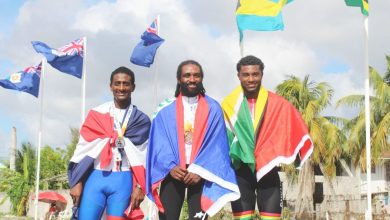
[0,142,36,216]
[275,75,345,218]
[16,142,37,183]
[336,57,390,170]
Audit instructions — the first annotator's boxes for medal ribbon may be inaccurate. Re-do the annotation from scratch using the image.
[112,104,133,170]
[113,104,133,141]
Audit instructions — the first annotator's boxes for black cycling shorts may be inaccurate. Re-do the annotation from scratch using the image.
[231,164,282,219]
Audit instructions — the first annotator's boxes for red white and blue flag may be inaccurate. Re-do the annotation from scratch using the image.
[24,63,42,75]
[0,62,42,97]
[68,102,151,187]
[68,102,151,218]
[146,18,158,35]
[146,95,240,217]
[58,38,84,57]
[31,38,84,78]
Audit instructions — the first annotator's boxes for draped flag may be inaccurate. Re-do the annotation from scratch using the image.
[222,86,313,180]
[236,0,293,42]
[130,17,165,67]
[146,95,240,216]
[345,0,369,16]
[0,62,42,97]
[68,102,150,218]
[31,38,84,78]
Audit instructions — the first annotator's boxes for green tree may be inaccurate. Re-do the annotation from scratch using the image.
[275,75,345,218]
[336,57,390,169]
[16,142,36,183]
[384,56,390,84]
[0,127,81,215]
[40,128,80,190]
[64,127,79,163]
[0,169,32,216]
[0,142,36,216]
[40,145,67,189]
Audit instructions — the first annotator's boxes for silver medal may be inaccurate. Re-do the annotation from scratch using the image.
[116,138,125,148]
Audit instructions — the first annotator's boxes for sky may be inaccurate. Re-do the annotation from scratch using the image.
[0,0,389,160]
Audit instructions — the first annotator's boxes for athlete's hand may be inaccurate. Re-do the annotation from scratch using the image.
[170,166,187,181]
[70,182,83,207]
[183,172,201,185]
[130,186,144,210]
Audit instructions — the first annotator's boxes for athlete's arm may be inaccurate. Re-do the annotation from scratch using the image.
[169,165,187,182]
[130,184,144,210]
[70,182,83,207]
[183,172,201,185]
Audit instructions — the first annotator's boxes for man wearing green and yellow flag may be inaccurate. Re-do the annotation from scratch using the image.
[222,55,313,219]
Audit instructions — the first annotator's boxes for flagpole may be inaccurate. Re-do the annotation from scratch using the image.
[239,40,244,58]
[154,15,161,108]
[153,56,159,108]
[148,16,160,219]
[363,15,372,220]
[81,37,87,122]
[34,58,46,220]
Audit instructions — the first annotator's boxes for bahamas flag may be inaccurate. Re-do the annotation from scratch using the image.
[345,0,369,16]
[222,86,313,180]
[236,0,293,42]
[146,95,240,216]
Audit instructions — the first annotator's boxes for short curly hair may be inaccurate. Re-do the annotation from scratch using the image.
[236,55,265,72]
[110,66,135,85]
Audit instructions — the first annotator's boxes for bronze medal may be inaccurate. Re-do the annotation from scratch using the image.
[184,131,193,145]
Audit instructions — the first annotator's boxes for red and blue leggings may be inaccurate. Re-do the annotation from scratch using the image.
[79,169,133,220]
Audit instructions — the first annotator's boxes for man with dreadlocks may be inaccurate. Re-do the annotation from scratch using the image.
[146,60,240,220]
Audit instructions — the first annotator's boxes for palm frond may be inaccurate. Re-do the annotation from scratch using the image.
[336,95,365,109]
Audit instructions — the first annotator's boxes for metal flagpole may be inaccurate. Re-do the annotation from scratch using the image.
[34,58,46,220]
[147,16,161,220]
[81,37,87,122]
[153,15,161,108]
[239,40,244,58]
[363,16,372,220]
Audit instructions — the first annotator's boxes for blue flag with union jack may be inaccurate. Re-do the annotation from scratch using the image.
[130,18,165,67]
[31,38,84,78]
[0,62,42,97]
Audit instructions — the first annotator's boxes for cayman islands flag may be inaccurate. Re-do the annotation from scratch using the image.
[0,62,42,97]
[31,38,84,78]
[146,95,240,217]
[236,0,294,42]
[222,86,313,181]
